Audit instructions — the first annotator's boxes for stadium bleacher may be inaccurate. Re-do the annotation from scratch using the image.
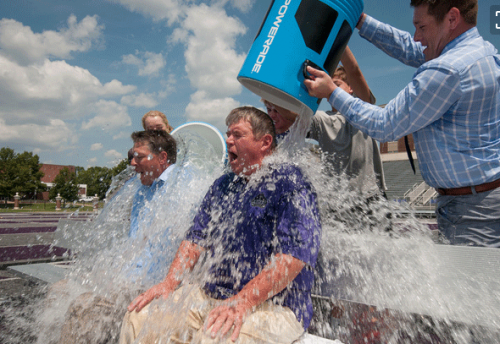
[382,160,425,202]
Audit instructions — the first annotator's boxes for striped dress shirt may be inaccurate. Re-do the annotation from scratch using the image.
[329,15,500,189]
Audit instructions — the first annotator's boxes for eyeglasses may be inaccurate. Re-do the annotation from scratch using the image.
[133,153,154,162]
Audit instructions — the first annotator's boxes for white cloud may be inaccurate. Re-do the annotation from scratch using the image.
[185,91,240,131]
[122,51,166,77]
[113,131,131,140]
[90,143,103,151]
[122,53,142,66]
[171,4,247,99]
[82,100,132,131]
[0,15,104,65]
[104,149,123,162]
[0,55,135,126]
[0,15,136,150]
[158,74,177,98]
[108,2,251,132]
[0,118,75,150]
[88,157,98,165]
[213,0,254,13]
[121,92,158,108]
[0,14,136,162]
[107,0,188,24]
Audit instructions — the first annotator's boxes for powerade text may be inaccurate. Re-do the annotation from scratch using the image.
[252,0,292,73]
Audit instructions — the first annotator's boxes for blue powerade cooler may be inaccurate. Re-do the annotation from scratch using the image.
[238,0,364,116]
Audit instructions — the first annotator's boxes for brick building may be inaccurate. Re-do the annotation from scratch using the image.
[39,164,87,200]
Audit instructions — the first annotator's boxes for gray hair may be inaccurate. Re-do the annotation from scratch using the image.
[226,106,277,150]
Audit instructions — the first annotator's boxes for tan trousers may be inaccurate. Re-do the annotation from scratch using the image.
[119,285,304,344]
[54,280,138,344]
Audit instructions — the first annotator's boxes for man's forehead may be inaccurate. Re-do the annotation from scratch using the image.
[413,4,431,24]
[229,119,252,130]
[133,141,150,151]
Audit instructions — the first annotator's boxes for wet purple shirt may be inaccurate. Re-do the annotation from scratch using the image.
[185,164,321,329]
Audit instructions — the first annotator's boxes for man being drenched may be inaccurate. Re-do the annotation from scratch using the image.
[119,106,322,344]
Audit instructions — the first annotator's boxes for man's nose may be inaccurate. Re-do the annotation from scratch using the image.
[414,29,421,42]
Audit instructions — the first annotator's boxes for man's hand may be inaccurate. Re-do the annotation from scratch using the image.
[203,254,305,342]
[127,240,203,313]
[304,66,337,99]
[356,13,367,30]
[204,298,252,342]
[127,282,174,312]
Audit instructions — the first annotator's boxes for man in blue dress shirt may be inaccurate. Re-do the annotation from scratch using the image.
[58,130,179,344]
[305,0,500,247]
[120,106,321,344]
[125,130,181,284]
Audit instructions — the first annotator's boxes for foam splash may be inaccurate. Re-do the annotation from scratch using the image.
[2,108,500,344]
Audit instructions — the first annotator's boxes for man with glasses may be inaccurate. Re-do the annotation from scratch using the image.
[58,130,180,344]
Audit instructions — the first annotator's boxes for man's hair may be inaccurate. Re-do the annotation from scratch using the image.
[410,0,477,26]
[131,130,177,164]
[261,98,273,109]
[332,66,348,83]
[141,110,174,133]
[127,148,134,164]
[226,106,277,150]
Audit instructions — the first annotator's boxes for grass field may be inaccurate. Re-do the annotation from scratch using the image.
[0,202,99,212]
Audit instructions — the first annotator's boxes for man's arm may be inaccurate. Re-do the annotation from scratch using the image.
[340,46,373,104]
[204,253,305,342]
[306,60,462,143]
[127,240,204,312]
[358,14,425,68]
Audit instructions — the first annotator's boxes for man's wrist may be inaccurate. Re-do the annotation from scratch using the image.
[356,13,366,30]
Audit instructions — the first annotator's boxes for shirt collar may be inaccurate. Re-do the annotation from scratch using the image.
[441,27,479,56]
[158,164,175,182]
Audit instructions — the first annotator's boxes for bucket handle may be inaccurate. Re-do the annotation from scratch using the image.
[303,59,326,80]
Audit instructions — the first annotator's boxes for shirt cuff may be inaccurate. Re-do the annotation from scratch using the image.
[328,88,354,115]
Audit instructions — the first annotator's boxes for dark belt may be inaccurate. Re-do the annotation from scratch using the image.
[436,178,500,196]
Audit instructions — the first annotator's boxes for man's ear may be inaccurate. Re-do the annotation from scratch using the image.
[158,151,169,165]
[260,134,274,153]
[447,7,460,30]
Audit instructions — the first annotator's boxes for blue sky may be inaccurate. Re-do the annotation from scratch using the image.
[0,0,498,168]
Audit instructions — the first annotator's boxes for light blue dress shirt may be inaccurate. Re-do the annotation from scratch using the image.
[127,165,176,283]
[329,15,500,189]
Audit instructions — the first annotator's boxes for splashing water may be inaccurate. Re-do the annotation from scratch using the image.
[283,107,500,343]
[3,107,500,344]
[1,129,224,344]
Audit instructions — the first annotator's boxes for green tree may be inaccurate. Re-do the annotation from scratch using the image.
[49,167,79,202]
[0,147,45,201]
[76,166,112,200]
[111,159,129,176]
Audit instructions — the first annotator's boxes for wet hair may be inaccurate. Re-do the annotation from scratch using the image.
[225,106,277,150]
[131,130,177,164]
[141,110,174,133]
[410,0,477,26]
[332,66,348,83]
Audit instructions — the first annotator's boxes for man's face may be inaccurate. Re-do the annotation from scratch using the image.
[226,120,268,176]
[331,77,353,94]
[144,116,168,131]
[131,142,163,185]
[413,4,451,61]
[265,104,293,135]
